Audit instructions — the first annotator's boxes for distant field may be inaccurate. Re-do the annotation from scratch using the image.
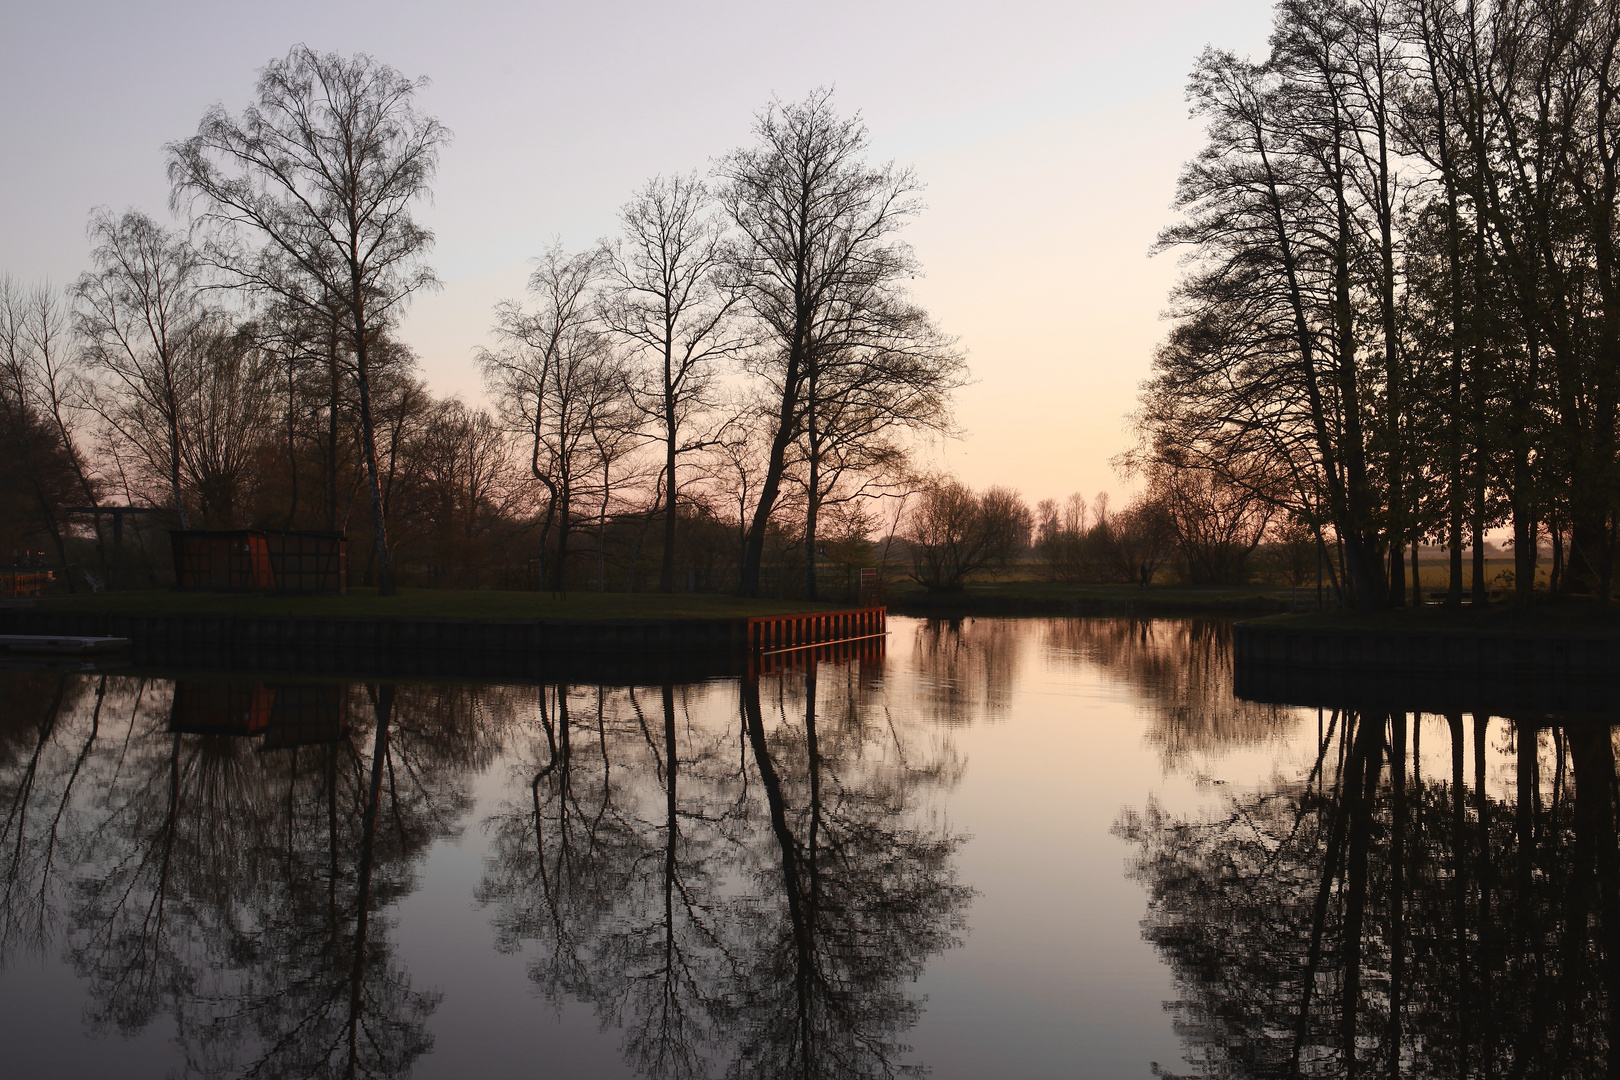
[947,555,1546,592]
[885,553,1569,616]
[24,588,833,623]
[1406,556,1549,590]
[889,580,1295,615]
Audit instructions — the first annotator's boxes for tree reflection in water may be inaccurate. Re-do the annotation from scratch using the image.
[28,624,1604,1080]
[0,670,101,971]
[0,655,972,1078]
[0,671,518,1078]
[903,616,1294,767]
[1118,709,1620,1079]
[903,617,1026,726]
[478,658,971,1079]
[1043,619,1293,764]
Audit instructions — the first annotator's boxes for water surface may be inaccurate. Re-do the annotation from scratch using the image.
[0,617,1603,1077]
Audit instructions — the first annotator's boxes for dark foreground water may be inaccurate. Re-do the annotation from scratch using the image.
[0,616,1607,1078]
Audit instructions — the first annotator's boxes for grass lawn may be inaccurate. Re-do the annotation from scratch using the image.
[22,587,836,623]
[964,580,1293,604]
[888,579,1295,614]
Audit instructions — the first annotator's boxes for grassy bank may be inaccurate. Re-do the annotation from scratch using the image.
[15,581,1303,623]
[16,588,833,623]
[888,580,1294,617]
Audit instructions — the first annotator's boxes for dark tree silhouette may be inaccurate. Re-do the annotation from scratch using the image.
[1118,710,1620,1078]
[0,677,512,1077]
[478,660,970,1078]
[169,46,449,595]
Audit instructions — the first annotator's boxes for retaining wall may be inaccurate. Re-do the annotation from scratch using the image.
[1233,621,1620,680]
[1232,619,1620,716]
[0,605,888,682]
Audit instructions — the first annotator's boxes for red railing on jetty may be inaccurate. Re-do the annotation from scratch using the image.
[746,607,886,653]
[751,633,885,677]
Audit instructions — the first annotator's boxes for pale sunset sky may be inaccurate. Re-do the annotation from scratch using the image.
[1,0,1276,508]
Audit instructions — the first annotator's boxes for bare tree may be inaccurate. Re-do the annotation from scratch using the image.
[1145,463,1277,583]
[1034,493,1089,581]
[904,478,1030,593]
[699,408,775,579]
[586,391,643,592]
[167,45,449,595]
[178,322,276,526]
[73,209,207,527]
[403,399,516,587]
[0,278,95,569]
[796,303,963,599]
[1143,47,1387,608]
[481,244,629,592]
[717,89,929,597]
[601,173,742,592]
[1,280,95,504]
[248,298,327,528]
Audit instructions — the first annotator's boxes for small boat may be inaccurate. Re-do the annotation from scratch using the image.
[0,635,130,655]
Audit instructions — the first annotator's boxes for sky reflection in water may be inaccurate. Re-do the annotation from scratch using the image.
[0,616,1597,1078]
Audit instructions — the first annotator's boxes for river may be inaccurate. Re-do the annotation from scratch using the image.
[0,616,1601,1077]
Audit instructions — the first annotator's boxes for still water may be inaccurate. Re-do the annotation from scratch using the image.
[0,616,1603,1077]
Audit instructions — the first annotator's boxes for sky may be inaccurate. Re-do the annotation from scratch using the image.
[0,0,1277,509]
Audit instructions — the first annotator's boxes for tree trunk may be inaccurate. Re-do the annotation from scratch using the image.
[347,683,392,1070]
[550,490,571,594]
[327,326,340,532]
[1552,512,1565,592]
[1372,62,1404,608]
[1448,712,1471,1069]
[804,397,821,602]
[351,331,394,596]
[164,360,187,530]
[286,355,300,528]
[1257,125,1379,610]
[740,331,807,597]
[659,395,679,593]
[1411,536,1422,608]
[597,482,608,592]
[1387,712,1407,1073]
[1512,455,1538,607]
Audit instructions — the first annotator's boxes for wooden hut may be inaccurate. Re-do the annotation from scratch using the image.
[170,530,346,594]
[264,530,347,595]
[168,682,348,746]
[170,531,273,591]
[169,682,274,736]
[262,684,349,748]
